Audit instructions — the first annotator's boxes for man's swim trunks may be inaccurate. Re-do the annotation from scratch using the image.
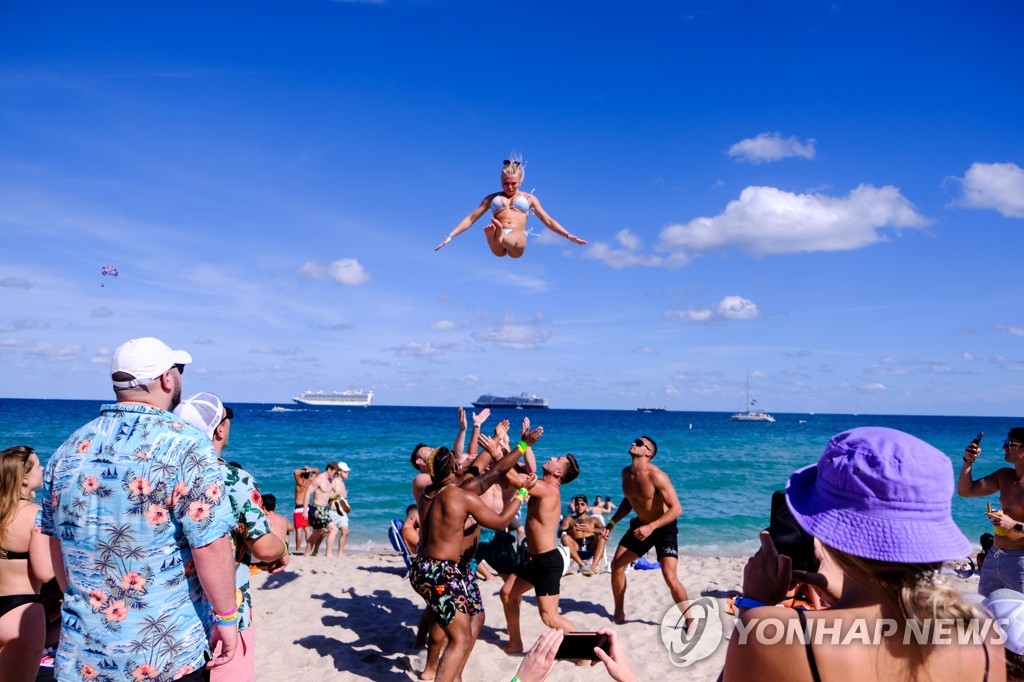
[409,556,483,626]
[308,504,331,530]
[476,529,519,575]
[618,518,678,560]
[293,506,310,529]
[514,548,564,597]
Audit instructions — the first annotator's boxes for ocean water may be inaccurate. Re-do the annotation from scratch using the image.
[0,398,1012,557]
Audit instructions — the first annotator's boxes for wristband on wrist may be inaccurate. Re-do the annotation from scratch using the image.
[515,487,529,501]
[963,457,973,463]
[732,596,768,610]
[511,677,523,682]
[516,440,529,454]
[214,605,238,619]
[607,520,617,529]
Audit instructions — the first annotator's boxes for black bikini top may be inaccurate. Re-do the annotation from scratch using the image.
[0,546,30,560]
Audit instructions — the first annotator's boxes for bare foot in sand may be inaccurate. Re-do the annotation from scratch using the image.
[503,642,524,655]
[612,612,627,625]
[418,668,436,681]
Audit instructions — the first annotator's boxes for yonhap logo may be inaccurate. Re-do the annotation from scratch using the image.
[660,596,725,667]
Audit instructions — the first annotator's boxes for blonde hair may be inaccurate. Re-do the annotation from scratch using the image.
[825,545,986,624]
[501,153,526,182]
[0,445,35,546]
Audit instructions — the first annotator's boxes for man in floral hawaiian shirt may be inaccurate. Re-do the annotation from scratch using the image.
[174,392,289,682]
[40,337,238,682]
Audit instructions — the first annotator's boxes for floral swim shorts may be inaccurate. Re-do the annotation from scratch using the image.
[409,556,483,626]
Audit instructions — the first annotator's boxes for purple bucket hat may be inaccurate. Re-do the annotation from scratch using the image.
[786,426,970,563]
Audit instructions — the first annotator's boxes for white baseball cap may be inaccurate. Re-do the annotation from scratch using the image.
[338,461,350,472]
[173,392,225,439]
[111,337,192,389]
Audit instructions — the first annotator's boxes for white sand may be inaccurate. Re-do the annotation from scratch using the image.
[251,551,982,681]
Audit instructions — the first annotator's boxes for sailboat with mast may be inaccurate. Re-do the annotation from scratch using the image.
[731,371,775,422]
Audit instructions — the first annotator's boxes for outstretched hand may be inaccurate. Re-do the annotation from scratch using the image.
[457,406,468,431]
[515,628,564,682]
[434,235,452,252]
[741,531,791,605]
[566,233,587,246]
[521,417,544,446]
[590,628,636,682]
[472,408,491,427]
[494,419,510,442]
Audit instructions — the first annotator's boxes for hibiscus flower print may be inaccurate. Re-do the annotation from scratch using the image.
[103,599,128,622]
[132,663,159,680]
[145,504,169,525]
[81,476,100,494]
[121,571,146,592]
[128,477,153,499]
[250,489,262,507]
[170,482,190,506]
[81,664,99,680]
[188,500,210,522]
[88,589,109,610]
[76,439,91,453]
[135,450,151,460]
[204,482,222,503]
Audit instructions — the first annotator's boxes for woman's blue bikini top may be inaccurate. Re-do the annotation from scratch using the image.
[490,193,531,216]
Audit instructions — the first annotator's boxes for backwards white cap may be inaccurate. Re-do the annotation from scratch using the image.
[173,392,225,439]
[110,337,192,389]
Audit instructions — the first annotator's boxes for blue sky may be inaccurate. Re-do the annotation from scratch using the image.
[2,1,1022,415]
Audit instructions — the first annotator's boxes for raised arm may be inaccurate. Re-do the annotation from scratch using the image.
[467,408,490,458]
[959,440,1002,497]
[530,195,586,246]
[454,406,469,458]
[436,196,493,251]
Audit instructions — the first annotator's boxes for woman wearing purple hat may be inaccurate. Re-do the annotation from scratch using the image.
[721,427,1005,682]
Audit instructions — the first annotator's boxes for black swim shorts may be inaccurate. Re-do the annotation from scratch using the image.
[513,548,564,597]
[617,517,678,561]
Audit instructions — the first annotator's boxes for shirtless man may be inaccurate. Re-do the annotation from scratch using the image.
[560,494,606,576]
[261,493,291,546]
[499,452,580,654]
[603,435,690,624]
[292,465,318,553]
[959,427,1024,596]
[306,462,345,557]
[411,446,529,682]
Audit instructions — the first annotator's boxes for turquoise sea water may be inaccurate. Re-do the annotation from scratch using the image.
[1,398,1013,557]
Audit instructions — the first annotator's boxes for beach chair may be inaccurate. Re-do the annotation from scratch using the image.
[388,518,413,578]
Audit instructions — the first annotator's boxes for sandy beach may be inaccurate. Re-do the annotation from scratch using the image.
[251,550,984,680]
[250,550,747,681]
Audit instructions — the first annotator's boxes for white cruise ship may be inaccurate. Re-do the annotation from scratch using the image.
[292,390,373,407]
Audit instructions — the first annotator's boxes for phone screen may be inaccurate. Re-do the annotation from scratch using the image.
[554,632,610,661]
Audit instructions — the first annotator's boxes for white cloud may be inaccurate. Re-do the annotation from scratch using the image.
[0,319,39,333]
[472,314,551,350]
[658,184,928,261]
[953,162,1024,218]
[863,382,887,392]
[963,352,975,361]
[632,346,657,355]
[90,307,114,318]
[296,258,370,286]
[717,295,760,320]
[388,342,463,359]
[666,295,760,323]
[728,132,816,164]
[0,277,32,289]
[584,229,666,269]
[431,319,468,331]
[999,325,1024,337]
[25,341,83,361]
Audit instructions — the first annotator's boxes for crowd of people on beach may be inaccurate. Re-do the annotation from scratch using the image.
[4,334,1024,682]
